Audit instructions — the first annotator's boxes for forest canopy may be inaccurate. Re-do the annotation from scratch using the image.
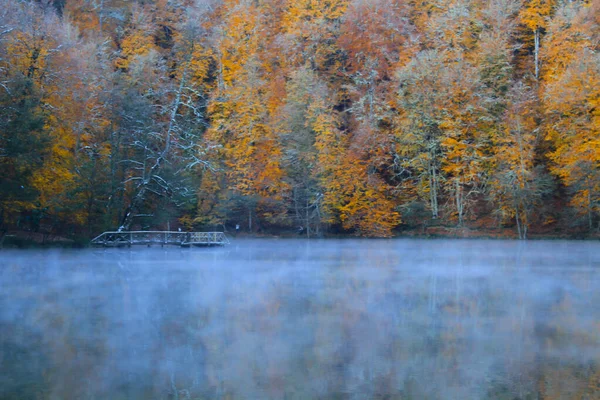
[0,0,598,239]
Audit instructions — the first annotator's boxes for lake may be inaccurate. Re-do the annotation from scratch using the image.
[1,239,599,399]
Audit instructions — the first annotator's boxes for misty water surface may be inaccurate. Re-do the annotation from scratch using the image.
[1,239,600,399]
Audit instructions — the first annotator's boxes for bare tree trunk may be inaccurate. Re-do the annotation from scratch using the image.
[306,197,310,239]
[86,155,98,235]
[588,181,593,231]
[516,204,523,240]
[119,57,191,230]
[429,162,439,219]
[315,204,321,237]
[517,207,528,240]
[248,207,252,232]
[455,178,464,227]
[97,0,105,33]
[293,187,300,222]
[534,28,540,81]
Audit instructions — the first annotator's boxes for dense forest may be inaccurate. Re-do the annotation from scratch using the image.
[0,0,598,240]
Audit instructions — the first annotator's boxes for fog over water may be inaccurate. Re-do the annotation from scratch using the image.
[1,239,600,399]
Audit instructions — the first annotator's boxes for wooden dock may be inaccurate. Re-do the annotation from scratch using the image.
[91,231,230,247]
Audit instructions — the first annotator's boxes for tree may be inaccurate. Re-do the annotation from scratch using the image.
[199,0,289,231]
[117,7,214,230]
[114,5,158,71]
[277,66,326,236]
[519,0,556,80]
[0,0,80,233]
[338,0,413,78]
[540,1,598,85]
[544,51,600,231]
[395,49,489,224]
[0,74,49,230]
[395,51,447,220]
[281,0,348,71]
[2,0,600,239]
[489,83,553,239]
[64,0,129,36]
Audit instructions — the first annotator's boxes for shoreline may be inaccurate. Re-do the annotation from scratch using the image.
[1,228,599,249]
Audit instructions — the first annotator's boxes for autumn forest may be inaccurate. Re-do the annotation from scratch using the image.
[0,0,598,240]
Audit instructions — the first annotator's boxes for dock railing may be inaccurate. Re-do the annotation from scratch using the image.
[91,231,229,247]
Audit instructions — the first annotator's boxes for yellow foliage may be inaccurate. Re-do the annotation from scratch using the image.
[544,50,600,223]
[4,31,52,80]
[520,0,556,31]
[114,6,157,70]
[114,31,156,70]
[541,3,598,83]
[310,97,400,236]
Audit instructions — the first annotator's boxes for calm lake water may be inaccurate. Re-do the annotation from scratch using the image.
[1,239,599,399]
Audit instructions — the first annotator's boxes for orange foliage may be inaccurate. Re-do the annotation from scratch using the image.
[545,51,600,227]
[3,0,600,238]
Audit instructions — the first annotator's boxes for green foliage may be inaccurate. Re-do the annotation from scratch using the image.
[0,74,50,225]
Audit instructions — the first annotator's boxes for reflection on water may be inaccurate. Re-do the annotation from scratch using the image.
[1,239,600,399]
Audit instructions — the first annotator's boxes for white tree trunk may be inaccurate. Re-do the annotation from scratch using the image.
[534,28,540,81]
